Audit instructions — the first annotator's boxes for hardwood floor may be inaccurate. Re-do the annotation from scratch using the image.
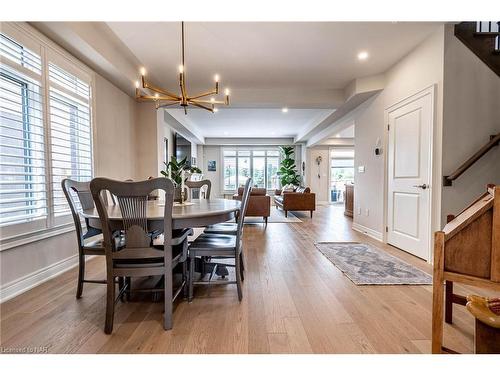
[0,204,485,354]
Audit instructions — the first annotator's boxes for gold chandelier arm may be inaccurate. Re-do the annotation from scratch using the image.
[156,101,183,109]
[189,101,214,112]
[190,98,226,105]
[142,76,181,100]
[187,88,218,101]
[137,94,180,102]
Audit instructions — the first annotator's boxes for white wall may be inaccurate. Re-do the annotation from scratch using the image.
[307,147,330,203]
[440,24,500,224]
[351,26,445,238]
[202,146,223,197]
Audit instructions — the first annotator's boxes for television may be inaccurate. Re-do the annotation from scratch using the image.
[174,132,191,166]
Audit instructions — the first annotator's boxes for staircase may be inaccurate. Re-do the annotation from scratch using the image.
[454,22,500,76]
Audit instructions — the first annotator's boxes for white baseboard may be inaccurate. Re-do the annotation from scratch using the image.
[0,254,79,303]
[352,222,384,242]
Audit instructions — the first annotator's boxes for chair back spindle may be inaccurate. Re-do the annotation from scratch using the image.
[90,178,175,255]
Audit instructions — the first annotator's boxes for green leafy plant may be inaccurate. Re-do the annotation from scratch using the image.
[277,146,301,186]
[160,156,201,186]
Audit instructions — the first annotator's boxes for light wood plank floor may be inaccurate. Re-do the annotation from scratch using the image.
[0,204,486,354]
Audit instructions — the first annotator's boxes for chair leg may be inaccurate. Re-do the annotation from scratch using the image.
[235,253,243,301]
[310,210,313,218]
[188,256,195,302]
[104,275,115,334]
[240,256,245,282]
[164,272,173,331]
[264,216,268,225]
[445,281,453,324]
[285,210,288,218]
[182,259,188,298]
[76,254,85,299]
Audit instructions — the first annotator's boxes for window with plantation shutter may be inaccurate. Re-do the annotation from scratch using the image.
[0,23,95,247]
[48,62,92,218]
[0,35,47,228]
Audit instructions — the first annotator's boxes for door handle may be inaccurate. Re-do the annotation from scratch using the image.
[413,184,428,190]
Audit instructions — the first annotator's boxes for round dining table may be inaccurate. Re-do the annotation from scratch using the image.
[81,198,241,230]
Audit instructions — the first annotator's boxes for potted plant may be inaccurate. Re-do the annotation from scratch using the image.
[161,156,201,201]
[277,146,301,187]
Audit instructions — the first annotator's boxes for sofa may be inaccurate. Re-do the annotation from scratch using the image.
[233,187,271,224]
[273,186,316,218]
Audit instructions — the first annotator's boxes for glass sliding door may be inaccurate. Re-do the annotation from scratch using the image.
[329,147,354,203]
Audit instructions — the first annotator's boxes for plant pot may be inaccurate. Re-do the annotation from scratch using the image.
[173,187,188,203]
[173,187,182,203]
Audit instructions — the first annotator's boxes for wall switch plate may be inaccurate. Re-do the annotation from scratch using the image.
[365,208,369,216]
[358,166,365,173]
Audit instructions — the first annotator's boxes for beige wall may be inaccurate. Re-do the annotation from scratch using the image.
[351,26,445,237]
[93,74,137,180]
[135,102,159,180]
[441,24,500,224]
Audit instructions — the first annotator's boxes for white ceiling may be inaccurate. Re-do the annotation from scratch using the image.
[105,22,441,140]
[166,108,334,138]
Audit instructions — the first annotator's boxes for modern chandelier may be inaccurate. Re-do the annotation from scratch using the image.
[135,21,230,114]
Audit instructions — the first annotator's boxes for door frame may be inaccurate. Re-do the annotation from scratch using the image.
[383,84,441,263]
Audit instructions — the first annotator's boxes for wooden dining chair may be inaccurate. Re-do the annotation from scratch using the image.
[187,178,252,302]
[203,180,251,235]
[62,179,113,299]
[185,179,211,200]
[90,177,191,333]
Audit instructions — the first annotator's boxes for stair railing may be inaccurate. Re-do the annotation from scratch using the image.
[443,133,500,186]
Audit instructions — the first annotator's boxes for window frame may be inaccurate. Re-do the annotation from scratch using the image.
[0,22,96,251]
[222,147,282,193]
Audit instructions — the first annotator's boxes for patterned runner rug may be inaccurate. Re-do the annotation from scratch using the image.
[315,242,432,285]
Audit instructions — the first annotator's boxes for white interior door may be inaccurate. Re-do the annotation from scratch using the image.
[387,89,433,260]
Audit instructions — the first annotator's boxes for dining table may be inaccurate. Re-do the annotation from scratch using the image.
[81,197,241,275]
[81,198,241,231]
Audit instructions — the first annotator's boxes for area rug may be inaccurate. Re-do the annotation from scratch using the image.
[314,242,432,285]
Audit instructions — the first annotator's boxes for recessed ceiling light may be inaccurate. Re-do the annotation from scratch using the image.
[357,51,369,61]
[282,107,288,113]
[223,131,229,135]
[271,131,276,135]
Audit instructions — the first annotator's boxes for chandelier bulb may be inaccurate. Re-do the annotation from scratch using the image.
[214,74,220,82]
[178,65,184,73]
[140,67,146,76]
[225,88,230,96]
[135,81,140,89]
[213,107,219,113]
[210,97,215,103]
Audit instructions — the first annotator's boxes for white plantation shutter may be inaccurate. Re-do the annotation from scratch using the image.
[0,34,47,227]
[0,24,95,244]
[48,61,93,217]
